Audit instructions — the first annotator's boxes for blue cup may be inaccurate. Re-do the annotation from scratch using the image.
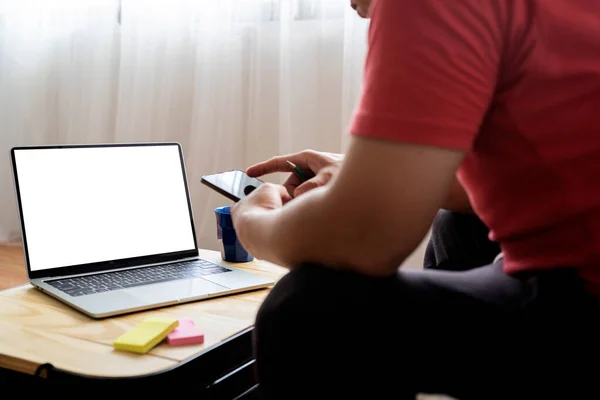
[214,206,254,263]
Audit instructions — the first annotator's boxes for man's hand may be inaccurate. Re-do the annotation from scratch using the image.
[231,183,292,260]
[246,150,344,198]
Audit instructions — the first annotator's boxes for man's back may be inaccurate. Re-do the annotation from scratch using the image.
[459,0,600,285]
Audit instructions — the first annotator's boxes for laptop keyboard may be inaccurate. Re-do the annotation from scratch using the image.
[46,259,232,297]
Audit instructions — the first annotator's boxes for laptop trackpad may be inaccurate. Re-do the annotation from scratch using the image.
[122,278,229,304]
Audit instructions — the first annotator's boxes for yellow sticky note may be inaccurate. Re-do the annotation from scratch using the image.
[114,317,179,354]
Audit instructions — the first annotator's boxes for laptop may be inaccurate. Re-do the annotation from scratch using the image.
[10,142,274,319]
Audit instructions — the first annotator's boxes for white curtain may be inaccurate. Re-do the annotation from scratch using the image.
[0,0,369,250]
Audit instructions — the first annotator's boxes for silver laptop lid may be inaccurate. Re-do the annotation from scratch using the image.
[10,142,199,280]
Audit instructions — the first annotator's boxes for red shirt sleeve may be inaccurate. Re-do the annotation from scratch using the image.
[350,0,504,150]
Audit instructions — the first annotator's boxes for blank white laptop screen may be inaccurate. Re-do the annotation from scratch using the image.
[12,145,196,272]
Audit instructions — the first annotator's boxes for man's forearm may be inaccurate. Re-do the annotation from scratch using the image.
[246,176,465,272]
[241,137,465,276]
[248,187,333,269]
[254,186,416,275]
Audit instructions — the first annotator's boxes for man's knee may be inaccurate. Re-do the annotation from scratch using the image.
[254,264,396,352]
[253,265,356,390]
[253,265,401,397]
[258,264,323,314]
[255,264,353,333]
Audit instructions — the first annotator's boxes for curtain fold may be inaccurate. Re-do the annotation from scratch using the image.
[0,0,369,250]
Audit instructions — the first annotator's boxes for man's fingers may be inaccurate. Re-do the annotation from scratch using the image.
[256,182,293,206]
[246,155,295,177]
[246,157,284,177]
[294,178,322,197]
[294,167,336,197]
[282,174,302,198]
[277,184,294,204]
[246,150,318,178]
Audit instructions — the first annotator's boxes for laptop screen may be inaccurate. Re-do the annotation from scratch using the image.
[12,143,198,277]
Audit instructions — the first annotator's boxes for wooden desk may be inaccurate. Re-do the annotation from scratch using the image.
[0,248,287,392]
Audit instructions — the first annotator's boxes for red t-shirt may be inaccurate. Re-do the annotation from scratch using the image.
[350,0,600,291]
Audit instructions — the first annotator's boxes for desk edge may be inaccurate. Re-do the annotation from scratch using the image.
[34,326,255,380]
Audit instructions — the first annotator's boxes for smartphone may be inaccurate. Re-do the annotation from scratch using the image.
[201,170,265,202]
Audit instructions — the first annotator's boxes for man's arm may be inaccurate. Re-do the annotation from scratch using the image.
[246,136,464,276]
[235,0,501,275]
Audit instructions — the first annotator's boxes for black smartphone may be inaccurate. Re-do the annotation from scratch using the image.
[201,170,265,202]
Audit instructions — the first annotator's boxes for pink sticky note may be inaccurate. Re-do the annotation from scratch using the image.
[166,318,205,346]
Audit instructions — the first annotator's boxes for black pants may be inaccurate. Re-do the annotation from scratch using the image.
[253,212,600,399]
[424,209,501,271]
